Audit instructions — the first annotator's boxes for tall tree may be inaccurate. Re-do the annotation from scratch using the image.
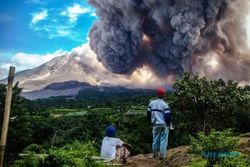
[169,73,250,145]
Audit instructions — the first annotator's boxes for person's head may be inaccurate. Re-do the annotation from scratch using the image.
[105,125,116,137]
[156,87,165,98]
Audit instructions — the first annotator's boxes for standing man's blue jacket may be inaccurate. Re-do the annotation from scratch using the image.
[147,98,171,126]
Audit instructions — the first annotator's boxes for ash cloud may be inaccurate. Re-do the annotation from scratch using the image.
[88,0,250,82]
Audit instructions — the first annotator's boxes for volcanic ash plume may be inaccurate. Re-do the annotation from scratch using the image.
[88,0,250,82]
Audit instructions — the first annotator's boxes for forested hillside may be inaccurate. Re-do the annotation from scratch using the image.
[0,73,249,166]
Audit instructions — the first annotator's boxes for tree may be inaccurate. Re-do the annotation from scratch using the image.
[0,83,34,165]
[169,73,250,146]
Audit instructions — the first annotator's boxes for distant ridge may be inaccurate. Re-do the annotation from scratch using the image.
[21,80,154,100]
[44,81,91,90]
[21,80,90,100]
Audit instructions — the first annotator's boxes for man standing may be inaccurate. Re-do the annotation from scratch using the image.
[147,87,171,160]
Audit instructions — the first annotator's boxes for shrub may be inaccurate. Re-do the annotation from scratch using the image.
[190,129,249,167]
[13,142,107,167]
[13,154,43,167]
[13,144,46,167]
[214,154,249,167]
[45,141,104,167]
[185,157,207,167]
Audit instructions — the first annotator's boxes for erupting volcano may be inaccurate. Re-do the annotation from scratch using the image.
[88,0,250,83]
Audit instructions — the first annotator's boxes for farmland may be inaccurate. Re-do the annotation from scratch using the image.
[0,74,249,166]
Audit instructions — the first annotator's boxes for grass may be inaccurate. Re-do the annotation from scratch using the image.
[45,108,88,117]
[50,108,78,114]
[126,106,147,115]
[92,108,112,112]
[64,110,88,117]
[47,106,147,117]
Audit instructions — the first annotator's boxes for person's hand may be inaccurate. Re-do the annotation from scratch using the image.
[169,123,174,130]
[122,142,132,150]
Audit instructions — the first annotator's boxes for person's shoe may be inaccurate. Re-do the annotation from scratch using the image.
[122,158,127,164]
[152,153,158,158]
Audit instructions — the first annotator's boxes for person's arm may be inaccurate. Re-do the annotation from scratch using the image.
[122,142,132,150]
[163,106,171,126]
[115,138,124,147]
[147,105,151,121]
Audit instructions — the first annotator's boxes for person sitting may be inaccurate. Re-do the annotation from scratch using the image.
[101,125,131,164]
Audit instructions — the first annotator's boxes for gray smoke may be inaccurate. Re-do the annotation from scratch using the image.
[88,0,250,82]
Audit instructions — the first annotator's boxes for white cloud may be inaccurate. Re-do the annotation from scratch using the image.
[57,30,71,36]
[47,26,83,41]
[0,64,11,79]
[30,22,83,41]
[60,11,67,16]
[90,12,96,17]
[31,9,48,24]
[29,3,96,41]
[1,44,171,88]
[61,3,90,22]
[0,50,67,73]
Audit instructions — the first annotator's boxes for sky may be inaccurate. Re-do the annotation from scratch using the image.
[0,0,96,78]
[1,0,250,81]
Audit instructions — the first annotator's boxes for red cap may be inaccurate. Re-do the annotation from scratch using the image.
[156,87,165,97]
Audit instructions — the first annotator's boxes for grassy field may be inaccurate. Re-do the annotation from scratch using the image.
[48,108,88,117]
[64,110,88,117]
[47,106,147,117]
[47,105,147,118]
[50,108,78,114]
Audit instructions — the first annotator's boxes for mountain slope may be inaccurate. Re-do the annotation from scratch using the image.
[21,80,154,100]
[1,44,169,95]
[1,44,135,92]
[21,80,93,99]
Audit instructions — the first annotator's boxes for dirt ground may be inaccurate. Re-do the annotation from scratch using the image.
[124,146,193,167]
[239,133,250,156]
[122,133,250,167]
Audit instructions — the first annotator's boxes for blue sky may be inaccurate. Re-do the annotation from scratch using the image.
[0,0,96,78]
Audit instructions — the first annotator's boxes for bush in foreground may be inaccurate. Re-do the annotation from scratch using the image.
[14,141,107,167]
[189,129,249,167]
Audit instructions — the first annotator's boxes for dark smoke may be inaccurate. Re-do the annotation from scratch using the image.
[88,0,250,82]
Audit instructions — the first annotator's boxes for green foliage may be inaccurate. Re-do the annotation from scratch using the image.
[188,154,250,167]
[27,108,151,155]
[1,74,250,166]
[64,110,87,117]
[214,154,249,167]
[22,144,46,154]
[190,129,239,154]
[185,157,207,167]
[13,154,43,167]
[45,141,98,167]
[190,129,249,167]
[50,108,78,114]
[14,141,107,167]
[0,83,35,164]
[13,144,47,167]
[169,73,250,147]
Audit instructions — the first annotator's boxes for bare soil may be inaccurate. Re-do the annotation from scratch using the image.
[121,133,250,167]
[124,146,194,167]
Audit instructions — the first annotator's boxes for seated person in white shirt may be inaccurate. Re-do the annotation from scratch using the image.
[101,125,131,163]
